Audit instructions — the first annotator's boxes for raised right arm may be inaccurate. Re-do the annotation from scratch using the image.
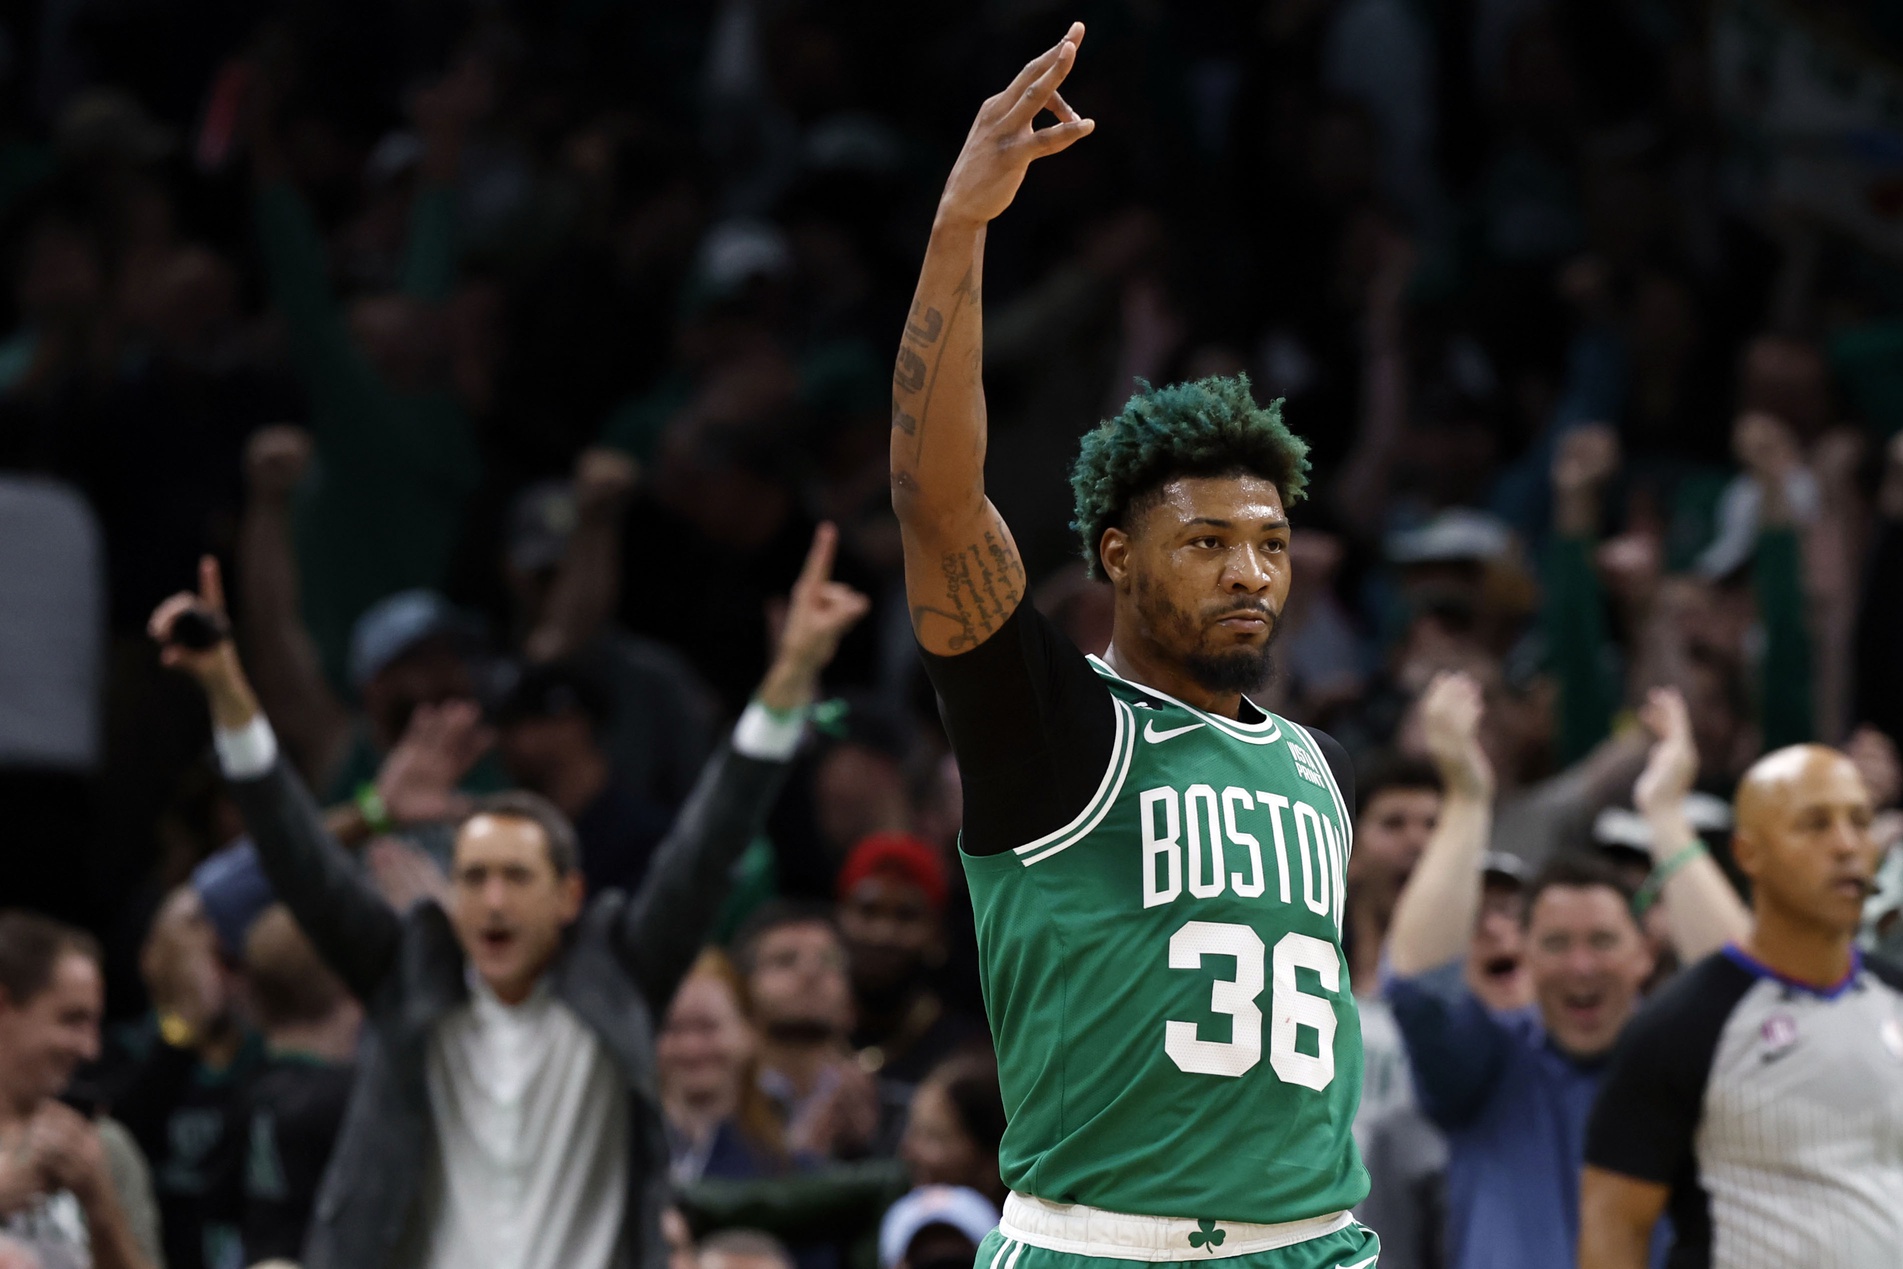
[1387,673,1496,975]
[150,558,401,1000]
[891,23,1094,656]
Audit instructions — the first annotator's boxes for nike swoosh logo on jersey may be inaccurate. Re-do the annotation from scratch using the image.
[1144,719,1206,743]
[1335,1256,1378,1269]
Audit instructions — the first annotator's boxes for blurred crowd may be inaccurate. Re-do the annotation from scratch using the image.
[4,1,1903,1268]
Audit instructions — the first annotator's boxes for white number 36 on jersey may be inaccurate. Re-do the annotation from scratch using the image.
[1164,921,1338,1090]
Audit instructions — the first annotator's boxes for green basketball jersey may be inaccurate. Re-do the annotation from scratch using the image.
[963,655,1369,1224]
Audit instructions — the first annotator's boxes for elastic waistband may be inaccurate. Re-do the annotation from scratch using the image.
[998,1193,1354,1262]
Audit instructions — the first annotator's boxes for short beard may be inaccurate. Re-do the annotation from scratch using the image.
[1181,644,1276,695]
[1135,572,1280,698]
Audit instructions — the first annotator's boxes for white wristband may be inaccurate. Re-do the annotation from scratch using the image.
[214,714,279,780]
[732,700,806,761]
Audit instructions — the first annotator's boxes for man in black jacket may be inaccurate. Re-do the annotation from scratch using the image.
[149,524,869,1269]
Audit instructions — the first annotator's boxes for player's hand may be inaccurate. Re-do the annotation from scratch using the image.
[376,700,492,827]
[936,23,1094,230]
[1418,672,1493,801]
[1633,687,1698,831]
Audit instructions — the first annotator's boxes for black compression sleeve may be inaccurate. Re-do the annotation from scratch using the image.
[918,605,1118,856]
[1312,729,1356,820]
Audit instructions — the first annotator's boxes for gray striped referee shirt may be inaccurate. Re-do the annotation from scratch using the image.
[1585,947,1903,1269]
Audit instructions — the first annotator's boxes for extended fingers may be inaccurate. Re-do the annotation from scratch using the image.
[1006,38,1079,129]
[796,521,839,594]
[199,555,227,615]
[995,22,1085,107]
[1028,116,1095,157]
[148,593,197,642]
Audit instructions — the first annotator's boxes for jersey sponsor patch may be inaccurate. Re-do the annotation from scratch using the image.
[1286,740,1329,790]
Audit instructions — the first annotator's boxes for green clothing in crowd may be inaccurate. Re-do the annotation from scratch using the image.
[255,180,481,691]
[1541,523,1813,765]
[682,1158,910,1269]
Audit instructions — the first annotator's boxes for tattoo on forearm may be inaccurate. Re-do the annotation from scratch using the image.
[891,268,979,444]
[895,347,928,394]
[904,304,944,346]
[913,530,1024,651]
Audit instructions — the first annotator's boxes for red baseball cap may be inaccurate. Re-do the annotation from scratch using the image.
[837,832,948,912]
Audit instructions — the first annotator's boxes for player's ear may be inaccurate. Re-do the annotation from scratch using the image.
[1729,829,1761,882]
[1099,527,1130,585]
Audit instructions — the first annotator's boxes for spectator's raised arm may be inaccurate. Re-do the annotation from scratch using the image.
[1384,673,1514,1129]
[618,523,870,1008]
[236,424,352,787]
[1388,673,1496,975]
[522,447,639,664]
[1630,687,1750,962]
[151,557,401,999]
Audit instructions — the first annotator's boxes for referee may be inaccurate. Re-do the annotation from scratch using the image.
[1579,742,1903,1269]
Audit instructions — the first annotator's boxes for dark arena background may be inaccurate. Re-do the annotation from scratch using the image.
[1,3,1901,1269]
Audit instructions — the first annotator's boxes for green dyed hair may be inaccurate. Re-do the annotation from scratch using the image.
[1069,374,1311,579]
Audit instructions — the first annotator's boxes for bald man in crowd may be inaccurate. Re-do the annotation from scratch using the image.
[1580,742,1903,1269]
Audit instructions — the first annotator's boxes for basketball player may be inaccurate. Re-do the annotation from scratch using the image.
[1579,743,1903,1267]
[892,22,1376,1269]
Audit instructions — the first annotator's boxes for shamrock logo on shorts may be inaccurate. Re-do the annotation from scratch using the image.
[1188,1220,1226,1254]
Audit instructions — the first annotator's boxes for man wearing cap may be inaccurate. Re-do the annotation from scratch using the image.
[837,835,983,1087]
[1384,680,1747,1269]
[149,525,869,1269]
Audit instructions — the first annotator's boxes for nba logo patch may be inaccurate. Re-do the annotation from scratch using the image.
[1760,1013,1799,1061]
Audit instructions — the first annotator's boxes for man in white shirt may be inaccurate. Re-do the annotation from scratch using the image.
[148,524,870,1269]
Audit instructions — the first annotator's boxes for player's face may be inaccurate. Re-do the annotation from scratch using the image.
[1737,755,1879,936]
[1525,884,1654,1059]
[0,952,102,1105]
[450,813,584,1003]
[1350,787,1439,897]
[1102,474,1292,693]
[657,972,755,1105]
